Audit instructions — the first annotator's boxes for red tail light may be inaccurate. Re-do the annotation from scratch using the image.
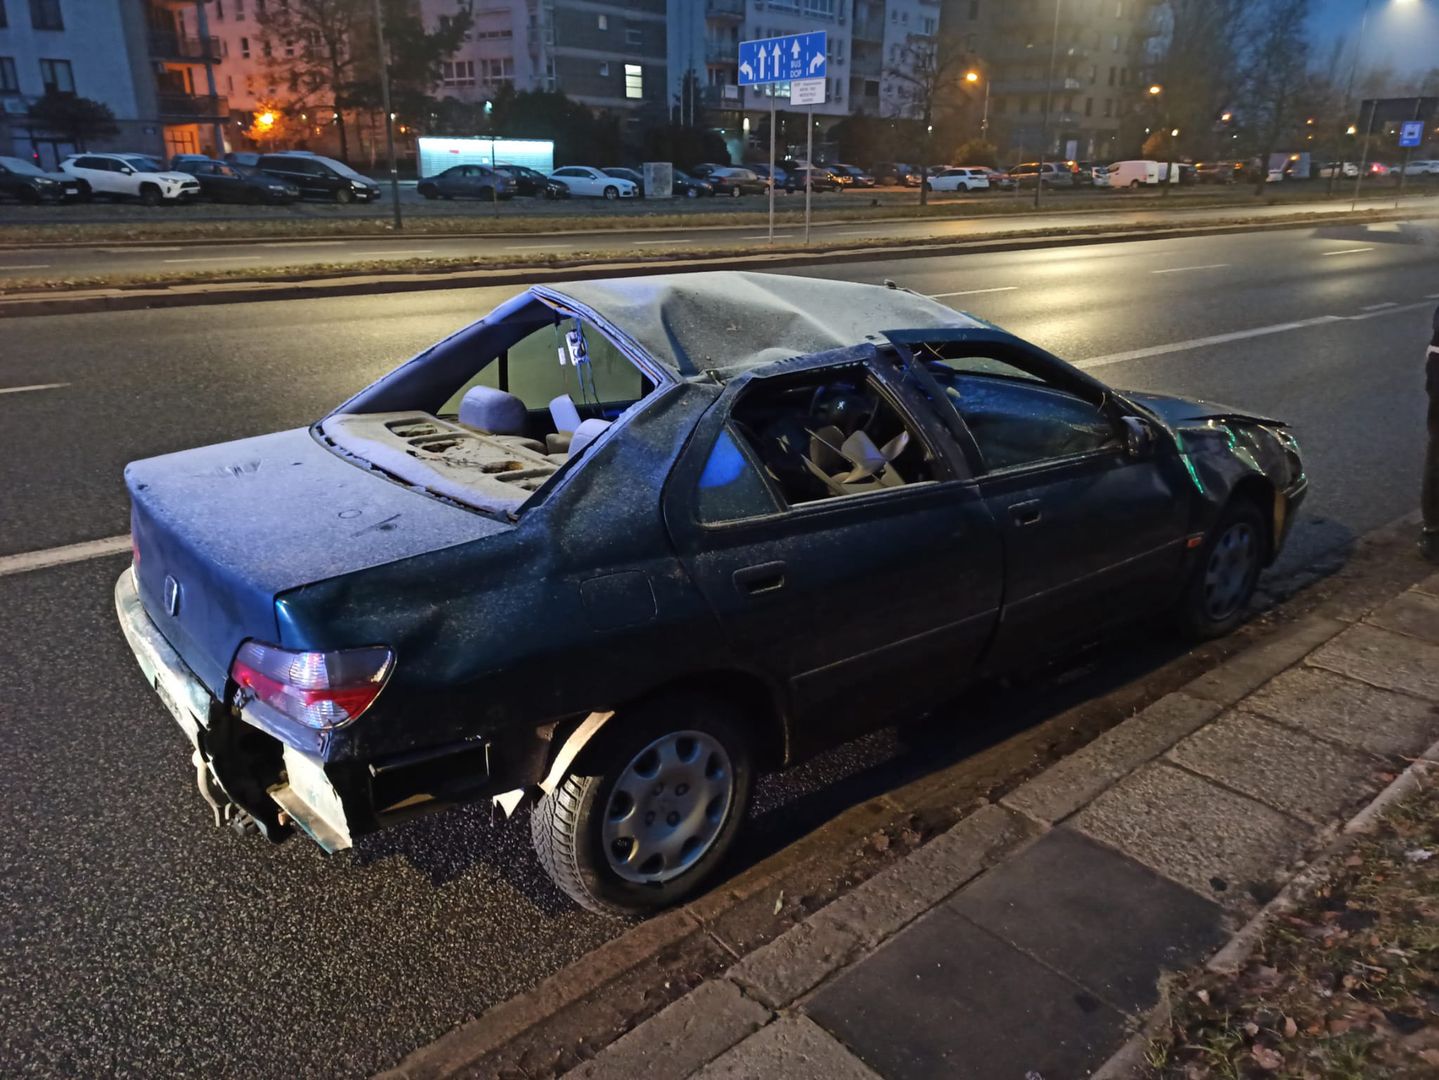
[231,640,394,730]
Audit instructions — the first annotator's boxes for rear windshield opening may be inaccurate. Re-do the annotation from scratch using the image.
[319,311,660,517]
[729,366,936,505]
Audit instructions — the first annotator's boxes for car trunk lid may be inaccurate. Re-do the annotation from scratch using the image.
[127,426,508,697]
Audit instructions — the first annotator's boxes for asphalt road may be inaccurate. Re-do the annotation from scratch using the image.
[2,221,1437,1077]
[0,192,1429,282]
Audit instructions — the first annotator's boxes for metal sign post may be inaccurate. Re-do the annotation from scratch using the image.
[739,30,828,248]
[790,78,826,245]
[1351,99,1378,211]
[1397,115,1424,207]
[768,92,776,244]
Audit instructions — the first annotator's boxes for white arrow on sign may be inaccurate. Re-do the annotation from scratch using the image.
[772,43,781,73]
[792,40,801,61]
[740,59,753,80]
[809,51,824,74]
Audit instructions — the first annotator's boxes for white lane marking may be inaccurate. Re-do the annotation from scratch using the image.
[0,534,131,579]
[0,382,69,396]
[1323,247,1374,256]
[0,263,52,270]
[257,241,347,247]
[929,286,1020,298]
[1078,300,1434,370]
[742,233,795,240]
[1151,263,1229,275]
[350,249,435,256]
[1361,301,1397,311]
[162,255,264,264]
[503,242,569,250]
[830,227,878,234]
[97,246,183,253]
[634,238,691,245]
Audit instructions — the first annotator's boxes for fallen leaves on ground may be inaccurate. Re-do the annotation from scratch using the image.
[1147,779,1438,1079]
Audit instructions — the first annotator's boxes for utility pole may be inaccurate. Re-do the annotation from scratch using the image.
[1333,0,1372,195]
[371,0,403,231]
[1034,0,1062,209]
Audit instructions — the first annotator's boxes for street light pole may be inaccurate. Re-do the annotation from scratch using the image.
[1034,0,1062,210]
[1334,0,1372,195]
[370,0,403,231]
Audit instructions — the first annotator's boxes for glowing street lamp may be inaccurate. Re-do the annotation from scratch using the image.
[965,68,991,140]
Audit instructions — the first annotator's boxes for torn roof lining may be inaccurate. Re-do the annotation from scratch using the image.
[533,271,983,382]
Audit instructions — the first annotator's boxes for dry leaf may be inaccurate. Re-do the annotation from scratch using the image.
[1196,989,1210,1005]
[1329,1017,1353,1035]
[1283,1016,1298,1039]
[773,889,784,915]
[1244,1021,1260,1037]
[1251,1045,1283,1071]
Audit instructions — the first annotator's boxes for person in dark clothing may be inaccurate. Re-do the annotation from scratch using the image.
[1423,304,1439,562]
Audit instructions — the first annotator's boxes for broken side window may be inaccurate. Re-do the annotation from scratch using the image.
[727,366,937,506]
[906,341,1118,472]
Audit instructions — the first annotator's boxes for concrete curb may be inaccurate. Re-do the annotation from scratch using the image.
[376,516,1436,1080]
[3,207,1429,320]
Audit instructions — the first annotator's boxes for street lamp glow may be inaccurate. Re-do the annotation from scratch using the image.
[1221,112,1233,122]
[1346,124,1358,134]
[1148,84,1163,95]
[965,70,981,83]
[1171,128,1180,137]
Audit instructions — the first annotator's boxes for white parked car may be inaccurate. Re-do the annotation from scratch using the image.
[1402,160,1439,176]
[547,166,637,200]
[60,152,201,205]
[926,167,991,192]
[1316,161,1360,179]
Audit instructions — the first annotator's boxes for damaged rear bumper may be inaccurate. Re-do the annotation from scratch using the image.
[114,567,355,852]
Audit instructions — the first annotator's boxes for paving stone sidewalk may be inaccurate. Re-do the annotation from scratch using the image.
[566,570,1439,1080]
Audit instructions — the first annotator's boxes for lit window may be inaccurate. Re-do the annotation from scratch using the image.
[597,13,607,30]
[624,63,642,99]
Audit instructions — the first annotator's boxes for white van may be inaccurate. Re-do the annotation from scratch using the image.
[1106,160,1160,189]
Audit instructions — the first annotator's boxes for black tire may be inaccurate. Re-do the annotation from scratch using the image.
[334,186,353,205]
[138,184,161,207]
[476,186,493,201]
[531,693,754,917]
[1172,498,1267,640]
[1129,179,1140,190]
[603,185,619,200]
[419,187,437,200]
[685,186,699,198]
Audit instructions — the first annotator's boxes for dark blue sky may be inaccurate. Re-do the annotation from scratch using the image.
[1309,0,1438,77]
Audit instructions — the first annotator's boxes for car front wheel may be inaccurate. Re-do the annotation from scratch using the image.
[531,694,754,917]
[1173,499,1266,640]
[138,184,161,207]
[602,185,619,200]
[334,187,353,205]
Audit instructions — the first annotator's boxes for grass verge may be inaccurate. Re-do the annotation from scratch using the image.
[1146,778,1438,1079]
[0,187,1387,246]
[0,208,1420,295]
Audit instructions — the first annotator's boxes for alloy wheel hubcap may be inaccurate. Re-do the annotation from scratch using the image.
[1203,522,1257,620]
[602,731,734,884]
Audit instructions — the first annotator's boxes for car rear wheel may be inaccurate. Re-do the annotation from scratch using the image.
[531,694,754,916]
[1173,499,1266,640]
[603,185,619,200]
[334,187,353,205]
[685,186,699,198]
[138,184,161,207]
[729,187,741,198]
[1129,179,1141,189]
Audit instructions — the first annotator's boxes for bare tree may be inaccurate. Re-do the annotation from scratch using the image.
[1145,0,1252,162]
[886,31,972,205]
[1243,0,1312,194]
[256,0,365,161]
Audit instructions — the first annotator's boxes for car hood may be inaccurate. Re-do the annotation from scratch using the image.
[126,427,507,695]
[147,170,200,183]
[1121,390,1284,429]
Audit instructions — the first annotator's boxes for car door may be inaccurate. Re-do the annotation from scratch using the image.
[886,331,1193,671]
[662,346,1003,755]
[69,156,113,195]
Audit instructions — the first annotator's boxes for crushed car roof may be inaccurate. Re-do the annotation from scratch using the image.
[536,271,982,380]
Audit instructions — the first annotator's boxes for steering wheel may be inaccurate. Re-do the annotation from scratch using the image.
[808,383,877,436]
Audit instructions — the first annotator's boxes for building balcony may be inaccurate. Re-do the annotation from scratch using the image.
[156,93,229,120]
[992,76,1082,96]
[705,0,745,21]
[706,40,739,62]
[148,33,225,62]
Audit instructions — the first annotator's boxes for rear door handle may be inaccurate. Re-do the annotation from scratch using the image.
[733,561,787,595]
[1008,500,1043,527]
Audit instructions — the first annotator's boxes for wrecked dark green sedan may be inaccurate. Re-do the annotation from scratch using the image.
[116,272,1306,915]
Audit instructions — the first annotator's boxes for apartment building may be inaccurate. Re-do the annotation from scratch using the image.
[0,0,226,165]
[944,0,1156,162]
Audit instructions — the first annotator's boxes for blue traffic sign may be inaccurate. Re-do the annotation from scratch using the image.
[738,31,827,86]
[1399,120,1423,148]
